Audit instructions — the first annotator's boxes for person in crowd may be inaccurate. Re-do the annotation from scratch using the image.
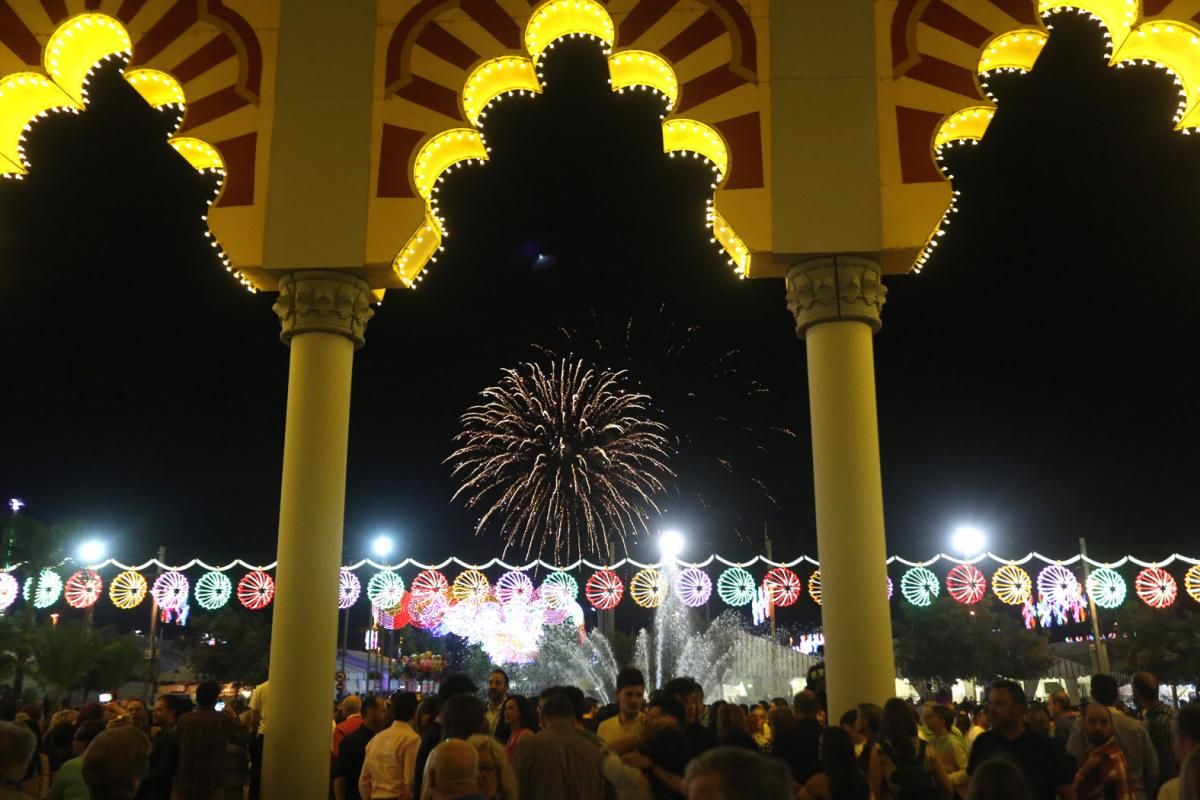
[247,680,268,800]
[51,722,109,800]
[1074,702,1135,800]
[954,711,972,742]
[333,695,364,759]
[621,696,692,798]
[174,681,249,800]
[582,698,602,733]
[1068,675,1159,800]
[839,709,866,757]
[124,700,150,735]
[1049,692,1079,749]
[1,721,37,800]
[413,674,478,800]
[486,669,510,742]
[664,678,716,757]
[360,691,421,800]
[512,692,605,800]
[1133,673,1177,783]
[425,738,482,800]
[1028,707,1052,739]
[599,668,646,748]
[44,711,80,773]
[714,703,757,752]
[968,680,1076,800]
[467,734,518,800]
[500,695,537,760]
[798,727,869,800]
[856,703,882,773]
[1156,704,1200,800]
[539,686,603,747]
[926,703,969,791]
[415,698,441,739]
[870,697,952,799]
[140,694,189,800]
[966,709,989,748]
[965,757,1034,800]
[83,728,151,800]
[683,745,794,800]
[749,705,771,751]
[772,691,821,784]
[332,695,389,800]
[1177,752,1199,800]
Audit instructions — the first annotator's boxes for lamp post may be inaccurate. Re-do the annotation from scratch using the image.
[78,539,106,631]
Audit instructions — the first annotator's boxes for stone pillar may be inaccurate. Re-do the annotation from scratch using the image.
[263,271,373,800]
[786,256,895,717]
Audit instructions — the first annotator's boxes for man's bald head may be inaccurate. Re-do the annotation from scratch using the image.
[429,738,479,799]
[1084,702,1114,746]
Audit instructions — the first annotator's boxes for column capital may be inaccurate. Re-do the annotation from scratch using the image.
[785,256,887,337]
[272,270,374,348]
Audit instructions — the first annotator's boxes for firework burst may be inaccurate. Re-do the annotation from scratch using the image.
[448,359,675,560]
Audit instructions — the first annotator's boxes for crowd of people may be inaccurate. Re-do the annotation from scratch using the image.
[1,667,1199,800]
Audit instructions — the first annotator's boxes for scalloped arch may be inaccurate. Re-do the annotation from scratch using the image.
[389,0,749,289]
[896,0,1200,272]
[0,11,253,291]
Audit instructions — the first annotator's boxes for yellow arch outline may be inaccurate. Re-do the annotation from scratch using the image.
[0,12,253,292]
[916,1,1200,273]
[393,0,745,289]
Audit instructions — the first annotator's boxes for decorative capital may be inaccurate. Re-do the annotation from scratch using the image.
[272,271,374,348]
[785,257,887,337]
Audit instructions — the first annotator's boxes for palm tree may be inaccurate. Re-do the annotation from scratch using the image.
[28,621,97,706]
[89,629,145,694]
[7,514,76,693]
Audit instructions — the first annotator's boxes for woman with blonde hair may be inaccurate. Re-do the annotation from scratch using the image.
[466,734,519,800]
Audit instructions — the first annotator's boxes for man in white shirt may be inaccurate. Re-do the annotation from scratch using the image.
[598,667,645,750]
[485,669,509,738]
[360,692,421,800]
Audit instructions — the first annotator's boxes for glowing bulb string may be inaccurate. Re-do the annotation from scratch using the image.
[7,551,1196,574]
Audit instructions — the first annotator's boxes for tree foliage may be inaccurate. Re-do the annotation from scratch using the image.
[895,597,1054,684]
[1109,603,1200,685]
[25,622,143,704]
[184,608,271,686]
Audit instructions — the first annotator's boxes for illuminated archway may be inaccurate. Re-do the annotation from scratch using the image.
[384,0,752,289]
[889,0,1200,273]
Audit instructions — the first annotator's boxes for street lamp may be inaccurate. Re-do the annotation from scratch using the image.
[78,539,106,565]
[659,529,685,562]
[951,525,986,557]
[370,534,395,559]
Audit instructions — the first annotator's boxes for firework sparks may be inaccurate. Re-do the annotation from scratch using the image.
[448,359,675,560]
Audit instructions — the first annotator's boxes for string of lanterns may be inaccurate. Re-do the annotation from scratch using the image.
[2,554,1198,618]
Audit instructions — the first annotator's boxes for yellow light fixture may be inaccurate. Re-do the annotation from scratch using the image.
[709,207,751,279]
[1113,21,1200,129]
[44,13,132,105]
[934,105,996,150]
[125,69,186,110]
[608,50,678,108]
[662,119,728,179]
[0,73,76,175]
[524,0,615,63]
[413,128,489,202]
[462,57,542,126]
[1038,1,1135,51]
[978,29,1049,75]
[392,210,443,288]
[169,137,225,172]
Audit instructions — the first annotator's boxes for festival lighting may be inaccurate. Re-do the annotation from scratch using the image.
[23,569,62,608]
[675,567,712,607]
[367,571,406,609]
[763,567,802,608]
[630,568,669,608]
[900,567,940,607]
[194,571,233,611]
[585,570,623,610]
[992,564,1033,606]
[495,570,535,605]
[64,569,103,608]
[0,573,17,610]
[1087,567,1127,609]
[717,567,756,607]
[1135,567,1177,608]
[451,569,491,604]
[237,570,275,610]
[337,569,361,610]
[151,571,189,611]
[946,563,986,604]
[108,570,147,609]
[370,535,395,559]
[1186,565,1200,604]
[659,530,685,561]
[951,525,986,557]
[807,570,822,606]
[1037,564,1082,606]
[410,569,449,599]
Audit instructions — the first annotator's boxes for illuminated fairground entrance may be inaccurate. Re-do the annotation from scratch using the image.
[5,1,1200,797]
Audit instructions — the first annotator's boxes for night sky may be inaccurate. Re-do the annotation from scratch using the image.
[1,16,1197,580]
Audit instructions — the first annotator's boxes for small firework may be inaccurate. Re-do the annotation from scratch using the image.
[448,359,674,560]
